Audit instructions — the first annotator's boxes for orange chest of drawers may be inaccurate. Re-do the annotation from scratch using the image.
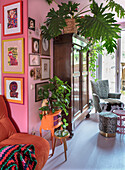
[39,110,62,153]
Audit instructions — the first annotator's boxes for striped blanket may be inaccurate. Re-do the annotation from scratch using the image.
[0,144,37,170]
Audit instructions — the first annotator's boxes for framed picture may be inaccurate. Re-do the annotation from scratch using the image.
[32,38,39,53]
[2,38,24,74]
[28,17,35,31]
[4,77,24,104]
[29,54,40,66]
[40,58,50,80]
[34,68,41,80]
[35,82,48,102]
[3,1,22,36]
[40,34,50,56]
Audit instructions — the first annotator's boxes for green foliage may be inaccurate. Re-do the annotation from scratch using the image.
[38,76,71,128]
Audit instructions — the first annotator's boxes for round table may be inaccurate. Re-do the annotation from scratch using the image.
[113,110,125,134]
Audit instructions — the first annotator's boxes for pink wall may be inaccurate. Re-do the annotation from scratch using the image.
[1,0,28,132]
[28,0,57,135]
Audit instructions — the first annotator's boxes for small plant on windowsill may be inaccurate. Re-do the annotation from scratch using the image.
[38,76,71,129]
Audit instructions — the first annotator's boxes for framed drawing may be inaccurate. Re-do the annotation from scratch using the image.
[35,82,48,102]
[40,34,50,56]
[28,17,35,31]
[32,38,39,53]
[3,1,22,36]
[4,77,24,104]
[34,68,41,80]
[29,54,40,66]
[2,38,24,74]
[40,58,50,80]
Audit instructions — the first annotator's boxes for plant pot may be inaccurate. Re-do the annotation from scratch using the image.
[63,18,77,34]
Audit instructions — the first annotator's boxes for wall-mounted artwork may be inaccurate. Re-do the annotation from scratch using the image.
[3,1,22,36]
[2,38,24,74]
[40,34,50,56]
[40,58,50,80]
[28,17,35,31]
[29,54,40,66]
[34,68,41,80]
[35,82,48,102]
[4,77,24,104]
[32,38,39,53]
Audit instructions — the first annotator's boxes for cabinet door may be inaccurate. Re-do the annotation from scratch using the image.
[71,47,81,117]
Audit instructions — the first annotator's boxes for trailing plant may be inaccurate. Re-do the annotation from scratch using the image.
[41,0,125,54]
[39,76,71,128]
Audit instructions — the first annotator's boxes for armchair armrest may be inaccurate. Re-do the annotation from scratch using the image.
[108,93,121,99]
[92,93,102,113]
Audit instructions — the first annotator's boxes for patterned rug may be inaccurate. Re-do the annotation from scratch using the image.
[0,144,37,170]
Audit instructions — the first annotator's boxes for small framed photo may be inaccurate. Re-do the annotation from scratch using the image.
[2,38,24,74]
[40,34,50,56]
[29,54,40,66]
[34,68,41,80]
[40,58,50,80]
[4,77,24,104]
[28,17,35,31]
[35,82,48,102]
[32,38,39,53]
[3,1,22,36]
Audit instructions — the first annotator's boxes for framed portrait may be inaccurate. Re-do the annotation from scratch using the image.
[4,77,24,104]
[34,68,41,80]
[35,82,48,102]
[32,38,39,53]
[28,17,35,31]
[3,1,22,36]
[40,58,50,80]
[40,34,50,56]
[2,38,24,74]
[29,54,40,66]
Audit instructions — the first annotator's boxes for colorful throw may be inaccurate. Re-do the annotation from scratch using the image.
[0,144,37,170]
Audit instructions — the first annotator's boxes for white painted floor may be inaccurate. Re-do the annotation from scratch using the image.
[43,110,125,170]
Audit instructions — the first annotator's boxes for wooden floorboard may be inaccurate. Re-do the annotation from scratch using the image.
[43,111,125,170]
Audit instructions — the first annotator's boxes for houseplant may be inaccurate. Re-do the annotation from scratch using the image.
[41,0,125,78]
[39,76,71,128]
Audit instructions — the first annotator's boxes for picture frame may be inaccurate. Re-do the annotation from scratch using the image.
[34,68,41,80]
[3,1,22,36]
[4,77,24,104]
[28,17,35,31]
[32,38,39,53]
[35,82,48,102]
[2,38,24,74]
[40,34,50,56]
[29,54,40,66]
[40,58,51,80]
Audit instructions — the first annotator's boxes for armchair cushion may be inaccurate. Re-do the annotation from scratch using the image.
[108,93,121,99]
[98,80,109,99]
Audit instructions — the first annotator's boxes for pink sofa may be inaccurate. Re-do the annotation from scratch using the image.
[0,95,49,169]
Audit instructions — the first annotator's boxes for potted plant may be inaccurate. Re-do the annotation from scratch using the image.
[41,0,125,78]
[39,76,71,129]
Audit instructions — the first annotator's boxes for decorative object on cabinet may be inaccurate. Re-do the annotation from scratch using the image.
[32,38,39,53]
[41,0,124,54]
[4,77,24,104]
[40,58,50,80]
[29,54,40,66]
[34,68,41,80]
[53,34,90,135]
[3,1,22,36]
[2,38,24,74]
[40,34,50,56]
[28,17,35,31]
[35,82,48,102]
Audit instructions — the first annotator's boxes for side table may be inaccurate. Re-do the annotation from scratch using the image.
[39,110,62,154]
[52,130,70,161]
[113,110,125,134]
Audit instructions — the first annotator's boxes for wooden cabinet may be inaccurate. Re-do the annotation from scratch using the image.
[53,34,90,135]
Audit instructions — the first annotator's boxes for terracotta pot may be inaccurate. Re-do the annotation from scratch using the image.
[63,18,77,34]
